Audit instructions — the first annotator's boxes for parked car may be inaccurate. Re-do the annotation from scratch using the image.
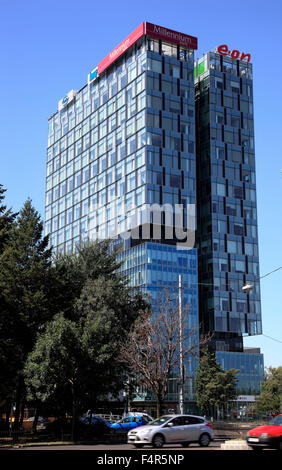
[26,416,50,429]
[79,414,114,434]
[246,414,282,451]
[45,418,76,437]
[27,416,49,423]
[127,414,214,448]
[111,415,149,432]
[126,412,153,422]
[46,415,114,438]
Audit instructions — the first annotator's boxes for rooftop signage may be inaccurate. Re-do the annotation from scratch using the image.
[58,89,76,112]
[98,23,145,75]
[145,22,198,50]
[58,23,198,114]
[217,45,251,63]
[88,22,198,84]
[88,66,98,84]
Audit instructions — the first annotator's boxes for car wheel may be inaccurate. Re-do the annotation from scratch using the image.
[250,446,263,452]
[181,442,190,447]
[152,434,165,448]
[199,433,211,447]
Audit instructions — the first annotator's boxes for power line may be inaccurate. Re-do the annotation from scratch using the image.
[196,266,282,290]
[259,266,282,280]
[138,270,282,344]
[135,266,282,292]
[258,268,282,345]
[262,334,282,345]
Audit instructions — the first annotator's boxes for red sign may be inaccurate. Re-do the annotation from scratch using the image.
[217,45,251,63]
[98,23,145,75]
[145,22,198,50]
[97,22,198,76]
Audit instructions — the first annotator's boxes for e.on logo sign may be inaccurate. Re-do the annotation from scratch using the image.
[217,45,251,63]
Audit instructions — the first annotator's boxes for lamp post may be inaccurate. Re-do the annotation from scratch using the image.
[178,275,184,415]
[168,277,184,414]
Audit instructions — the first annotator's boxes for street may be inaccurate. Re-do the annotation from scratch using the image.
[6,440,225,450]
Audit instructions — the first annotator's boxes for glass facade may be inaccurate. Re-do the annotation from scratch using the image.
[216,351,264,395]
[118,242,199,403]
[45,24,200,408]
[195,51,264,392]
[45,23,264,402]
[46,34,196,255]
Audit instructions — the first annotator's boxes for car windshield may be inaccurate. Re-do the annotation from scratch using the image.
[269,415,282,426]
[147,416,172,426]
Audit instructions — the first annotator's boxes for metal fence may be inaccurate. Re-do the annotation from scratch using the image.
[0,429,48,446]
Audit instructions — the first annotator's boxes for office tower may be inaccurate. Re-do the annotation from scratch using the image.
[45,23,199,413]
[195,50,264,395]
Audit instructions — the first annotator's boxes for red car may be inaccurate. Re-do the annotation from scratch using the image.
[246,414,282,451]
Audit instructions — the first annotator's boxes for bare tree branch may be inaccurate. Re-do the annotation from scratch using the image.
[120,290,212,416]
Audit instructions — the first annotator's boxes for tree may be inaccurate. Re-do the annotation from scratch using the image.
[24,241,148,439]
[0,185,18,419]
[255,367,282,416]
[0,184,17,253]
[195,349,238,418]
[121,292,210,417]
[24,314,84,440]
[0,199,53,427]
[49,240,143,322]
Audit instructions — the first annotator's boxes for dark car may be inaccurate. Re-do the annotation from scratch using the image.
[46,415,114,439]
[79,415,114,435]
[45,418,75,437]
[246,414,282,451]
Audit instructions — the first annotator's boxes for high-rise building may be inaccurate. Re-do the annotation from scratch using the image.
[45,24,264,412]
[45,22,200,413]
[195,50,264,395]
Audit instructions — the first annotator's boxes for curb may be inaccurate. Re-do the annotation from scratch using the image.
[220,440,251,450]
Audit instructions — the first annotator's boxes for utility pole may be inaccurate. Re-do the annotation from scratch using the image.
[178,274,184,415]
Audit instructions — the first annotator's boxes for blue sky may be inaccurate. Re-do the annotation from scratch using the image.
[1,0,281,368]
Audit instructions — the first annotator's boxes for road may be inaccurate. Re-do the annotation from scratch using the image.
[5,440,224,450]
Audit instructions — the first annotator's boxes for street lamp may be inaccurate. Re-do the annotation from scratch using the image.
[242,267,282,293]
[178,275,184,415]
[242,283,254,293]
[168,275,185,415]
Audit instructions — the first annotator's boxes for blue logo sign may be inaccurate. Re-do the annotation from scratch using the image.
[88,66,98,83]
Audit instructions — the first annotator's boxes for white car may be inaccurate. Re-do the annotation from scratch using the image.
[127,414,214,448]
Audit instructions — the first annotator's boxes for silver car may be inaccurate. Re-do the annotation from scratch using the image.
[127,414,214,448]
